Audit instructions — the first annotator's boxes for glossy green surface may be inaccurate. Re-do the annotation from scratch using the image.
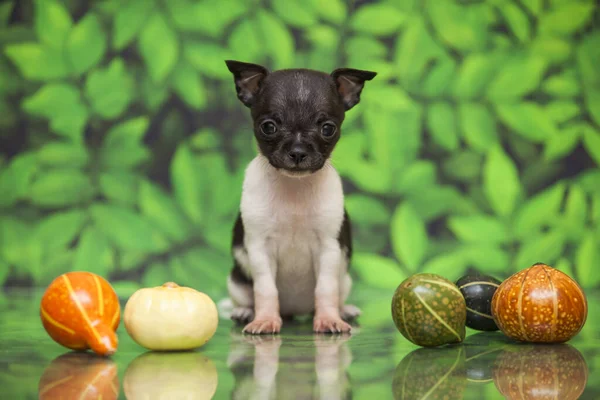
[1,286,598,399]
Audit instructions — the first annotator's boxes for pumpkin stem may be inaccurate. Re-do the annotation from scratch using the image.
[162,282,180,288]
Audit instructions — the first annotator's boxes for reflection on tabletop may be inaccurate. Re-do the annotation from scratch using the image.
[38,352,118,400]
[227,331,352,400]
[392,331,589,400]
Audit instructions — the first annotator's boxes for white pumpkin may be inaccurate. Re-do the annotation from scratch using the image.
[124,282,218,351]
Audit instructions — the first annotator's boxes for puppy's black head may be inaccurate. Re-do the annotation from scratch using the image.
[225,60,376,176]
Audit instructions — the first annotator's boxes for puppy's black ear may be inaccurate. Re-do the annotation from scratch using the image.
[225,60,269,107]
[331,68,377,110]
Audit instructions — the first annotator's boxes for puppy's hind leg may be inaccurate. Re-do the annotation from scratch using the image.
[228,273,255,324]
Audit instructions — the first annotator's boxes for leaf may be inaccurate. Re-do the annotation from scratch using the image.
[459,245,510,274]
[100,117,150,169]
[395,18,444,91]
[272,0,317,28]
[228,18,262,63]
[0,259,8,286]
[142,262,170,287]
[583,126,600,166]
[421,56,456,97]
[426,0,487,52]
[545,101,580,124]
[256,10,294,70]
[103,117,149,148]
[495,103,558,142]
[519,0,542,15]
[111,281,142,298]
[448,215,509,244]
[34,0,72,47]
[184,42,232,80]
[4,42,69,80]
[312,0,346,25]
[530,37,571,65]
[442,151,482,182]
[452,53,501,99]
[139,180,192,242]
[406,186,475,221]
[351,253,405,289]
[427,102,458,151]
[576,33,600,126]
[486,54,546,100]
[421,251,467,282]
[396,161,437,195]
[99,171,139,206]
[554,257,576,280]
[543,125,581,161]
[171,145,203,223]
[483,145,521,217]
[29,169,94,208]
[90,204,170,252]
[85,58,134,119]
[0,153,38,208]
[23,83,88,141]
[66,13,106,75]
[345,194,390,225]
[73,226,114,275]
[37,141,89,167]
[345,36,388,59]
[0,218,43,280]
[499,3,530,42]
[538,3,595,35]
[139,12,178,83]
[575,232,600,288]
[391,202,428,270]
[165,0,248,37]
[172,62,206,109]
[35,210,87,252]
[562,184,587,240]
[350,4,406,36]
[515,230,565,269]
[113,0,152,49]
[459,103,498,152]
[189,128,220,151]
[542,71,580,97]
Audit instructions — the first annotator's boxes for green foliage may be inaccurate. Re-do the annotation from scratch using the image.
[0,0,599,293]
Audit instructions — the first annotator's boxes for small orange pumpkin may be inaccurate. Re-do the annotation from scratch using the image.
[38,352,119,400]
[40,272,121,356]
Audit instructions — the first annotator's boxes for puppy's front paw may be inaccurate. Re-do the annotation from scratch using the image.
[313,315,352,333]
[243,316,282,335]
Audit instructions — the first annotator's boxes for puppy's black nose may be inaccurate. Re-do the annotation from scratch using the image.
[288,147,308,164]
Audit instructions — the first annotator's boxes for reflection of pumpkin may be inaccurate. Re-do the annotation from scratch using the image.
[493,344,588,400]
[38,352,118,400]
[124,351,218,399]
[40,272,120,356]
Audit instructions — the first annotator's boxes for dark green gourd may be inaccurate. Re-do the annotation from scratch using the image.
[391,273,467,347]
[455,274,501,331]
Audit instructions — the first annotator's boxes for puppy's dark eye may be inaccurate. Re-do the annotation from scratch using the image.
[260,121,277,135]
[322,123,336,138]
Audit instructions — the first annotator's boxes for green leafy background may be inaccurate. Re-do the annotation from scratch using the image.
[1,0,599,300]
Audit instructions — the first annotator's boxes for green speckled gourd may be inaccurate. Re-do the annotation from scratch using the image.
[391,273,467,347]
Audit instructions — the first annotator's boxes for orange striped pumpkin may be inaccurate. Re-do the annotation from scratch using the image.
[38,352,119,400]
[40,272,121,356]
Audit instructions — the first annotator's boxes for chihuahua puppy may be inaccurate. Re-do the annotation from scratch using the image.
[224,60,376,334]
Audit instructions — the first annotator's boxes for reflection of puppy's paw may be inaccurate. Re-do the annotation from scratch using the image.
[341,304,361,321]
[232,307,254,324]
